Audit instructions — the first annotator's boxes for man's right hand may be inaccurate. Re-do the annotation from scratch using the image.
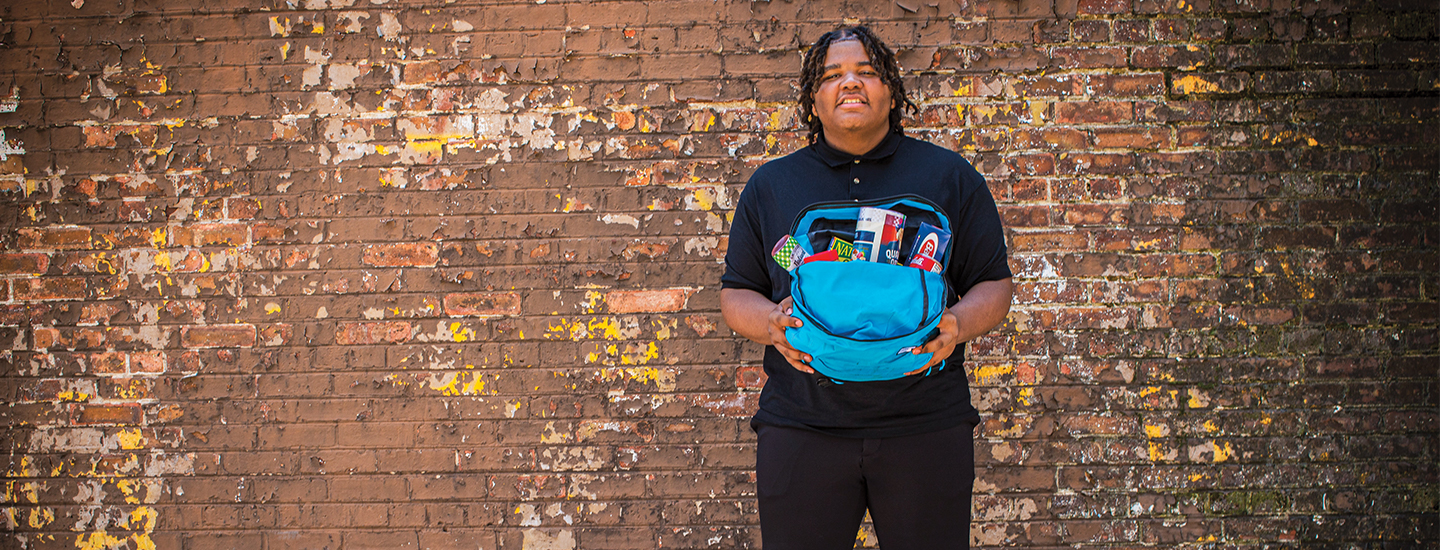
[767,297,815,373]
[720,289,816,375]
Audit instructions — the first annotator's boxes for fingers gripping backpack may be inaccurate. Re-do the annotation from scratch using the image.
[784,195,953,383]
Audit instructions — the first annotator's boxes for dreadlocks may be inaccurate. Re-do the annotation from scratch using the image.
[798,25,918,145]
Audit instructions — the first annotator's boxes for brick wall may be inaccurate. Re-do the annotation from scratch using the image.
[2,0,1436,548]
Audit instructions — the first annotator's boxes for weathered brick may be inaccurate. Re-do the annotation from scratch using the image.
[444,292,522,317]
[182,324,258,348]
[13,277,87,301]
[1078,0,1132,15]
[170,223,250,247]
[1171,72,1249,95]
[604,289,693,313]
[335,322,412,345]
[362,242,439,268]
[17,227,93,250]
[1053,101,1133,124]
[1255,71,1336,94]
[0,253,50,274]
[73,403,143,425]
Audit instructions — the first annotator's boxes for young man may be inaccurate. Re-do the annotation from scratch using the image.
[719,26,1014,549]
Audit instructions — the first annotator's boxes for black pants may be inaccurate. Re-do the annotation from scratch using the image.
[755,422,976,550]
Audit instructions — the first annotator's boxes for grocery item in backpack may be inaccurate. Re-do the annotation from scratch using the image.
[905,222,951,273]
[853,207,906,264]
[771,235,808,271]
[827,238,856,261]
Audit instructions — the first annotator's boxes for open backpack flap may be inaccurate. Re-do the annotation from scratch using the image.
[785,195,953,383]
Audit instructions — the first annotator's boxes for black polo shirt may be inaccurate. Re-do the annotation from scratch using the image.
[721,131,1011,438]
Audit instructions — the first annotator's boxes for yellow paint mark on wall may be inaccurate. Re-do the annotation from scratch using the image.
[1263,129,1318,147]
[620,342,659,365]
[265,302,282,314]
[76,532,126,550]
[268,16,290,36]
[1147,441,1168,462]
[119,479,141,504]
[425,371,489,396]
[689,189,715,211]
[546,316,642,341]
[58,390,90,402]
[652,318,677,340]
[599,366,676,391]
[117,428,145,450]
[1211,441,1234,462]
[450,322,476,342]
[766,110,786,131]
[540,421,571,444]
[972,105,998,122]
[27,506,53,528]
[974,363,1013,384]
[1173,75,1224,95]
[1028,101,1047,123]
[581,291,604,313]
[1144,424,1169,438]
[1016,387,1035,407]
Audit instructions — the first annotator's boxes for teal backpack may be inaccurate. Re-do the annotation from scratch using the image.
[785,195,952,383]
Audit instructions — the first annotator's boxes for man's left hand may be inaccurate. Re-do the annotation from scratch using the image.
[901,278,1016,377]
[907,310,959,375]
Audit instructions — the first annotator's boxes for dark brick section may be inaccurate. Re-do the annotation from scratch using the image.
[1,1,1435,548]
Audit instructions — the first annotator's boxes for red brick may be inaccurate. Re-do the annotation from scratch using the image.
[363,243,439,268]
[1058,152,1136,175]
[1050,46,1128,69]
[89,351,128,374]
[1088,73,1167,97]
[73,403,143,425]
[1093,127,1171,148]
[1171,72,1249,95]
[259,324,293,346]
[18,227,93,250]
[1011,231,1090,252]
[1054,101,1134,124]
[33,327,60,349]
[1079,0,1131,15]
[735,366,767,390]
[1071,20,1111,42]
[131,351,167,373]
[14,277,87,301]
[100,377,155,400]
[171,223,250,247]
[605,289,693,314]
[335,322,412,345]
[444,292,522,317]
[1254,70,1336,94]
[182,324,258,348]
[1132,45,1211,70]
[0,253,49,274]
[1007,153,1057,176]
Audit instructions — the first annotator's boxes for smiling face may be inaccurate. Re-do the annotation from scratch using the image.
[811,39,894,147]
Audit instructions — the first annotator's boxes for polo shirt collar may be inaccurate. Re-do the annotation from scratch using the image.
[812,131,902,168]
